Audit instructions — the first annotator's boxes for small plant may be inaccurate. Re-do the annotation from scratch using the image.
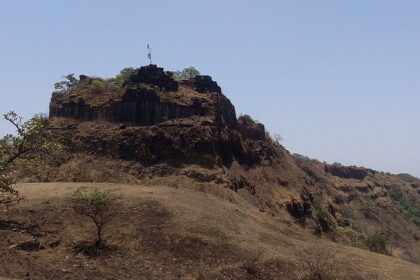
[335,226,364,248]
[90,79,106,93]
[68,187,121,249]
[265,131,283,145]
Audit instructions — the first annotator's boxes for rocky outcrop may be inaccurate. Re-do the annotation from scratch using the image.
[124,64,178,91]
[286,197,311,222]
[191,75,222,93]
[237,116,265,140]
[50,65,238,129]
[48,65,271,166]
[324,164,369,180]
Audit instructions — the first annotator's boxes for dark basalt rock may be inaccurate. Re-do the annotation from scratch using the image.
[125,64,178,91]
[191,75,221,93]
[48,65,274,167]
[286,197,311,222]
[324,164,368,180]
[229,175,256,195]
[237,116,265,140]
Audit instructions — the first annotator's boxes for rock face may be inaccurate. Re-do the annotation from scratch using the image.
[124,64,178,91]
[49,65,274,166]
[324,164,370,180]
[50,65,237,128]
[237,115,265,141]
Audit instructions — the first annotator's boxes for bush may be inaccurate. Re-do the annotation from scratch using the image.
[108,67,135,86]
[388,187,420,227]
[335,226,364,248]
[365,234,388,254]
[90,79,106,93]
[311,198,331,233]
[238,114,257,125]
[1,112,59,207]
[54,74,79,92]
[292,246,341,280]
[68,187,121,248]
[172,66,200,81]
[265,131,283,145]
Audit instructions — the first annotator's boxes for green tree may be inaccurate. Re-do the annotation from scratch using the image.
[108,67,135,86]
[0,112,59,206]
[68,187,121,248]
[54,74,79,92]
[172,66,200,81]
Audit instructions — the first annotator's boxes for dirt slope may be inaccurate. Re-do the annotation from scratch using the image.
[0,183,419,280]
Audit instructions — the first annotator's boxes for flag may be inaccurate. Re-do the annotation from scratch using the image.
[147,44,152,60]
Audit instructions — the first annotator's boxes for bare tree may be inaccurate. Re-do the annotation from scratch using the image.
[292,246,342,280]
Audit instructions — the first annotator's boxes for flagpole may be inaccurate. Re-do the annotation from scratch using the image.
[147,44,152,65]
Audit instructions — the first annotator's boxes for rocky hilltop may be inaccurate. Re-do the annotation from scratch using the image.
[18,65,418,265]
[49,65,271,166]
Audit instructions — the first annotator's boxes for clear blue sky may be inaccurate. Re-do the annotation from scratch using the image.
[1,0,419,176]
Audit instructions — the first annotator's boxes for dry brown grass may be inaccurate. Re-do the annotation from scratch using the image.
[0,183,418,280]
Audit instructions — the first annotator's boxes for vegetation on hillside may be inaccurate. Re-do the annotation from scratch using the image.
[68,187,121,249]
[388,186,420,226]
[172,66,200,81]
[107,67,136,86]
[54,74,79,92]
[0,112,59,207]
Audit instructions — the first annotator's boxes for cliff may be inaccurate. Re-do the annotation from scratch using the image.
[50,65,236,129]
[49,65,271,166]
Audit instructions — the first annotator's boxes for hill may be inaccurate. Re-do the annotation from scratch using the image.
[1,182,419,280]
[5,65,420,278]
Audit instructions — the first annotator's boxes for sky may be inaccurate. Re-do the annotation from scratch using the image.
[0,0,419,176]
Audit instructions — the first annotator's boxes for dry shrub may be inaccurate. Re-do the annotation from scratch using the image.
[289,246,342,280]
[287,246,379,280]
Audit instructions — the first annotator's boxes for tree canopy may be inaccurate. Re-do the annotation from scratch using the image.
[172,67,200,81]
[54,74,79,92]
[0,112,59,206]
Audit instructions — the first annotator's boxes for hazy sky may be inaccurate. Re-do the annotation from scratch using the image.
[1,1,419,176]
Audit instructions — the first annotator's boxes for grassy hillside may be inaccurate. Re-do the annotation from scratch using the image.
[0,183,419,280]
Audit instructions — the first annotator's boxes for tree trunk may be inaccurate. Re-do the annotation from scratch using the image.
[96,224,103,249]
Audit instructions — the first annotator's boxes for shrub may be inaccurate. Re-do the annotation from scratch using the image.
[335,226,364,248]
[1,112,59,207]
[265,131,283,145]
[293,246,341,280]
[54,74,79,92]
[90,79,106,93]
[365,234,388,254]
[311,198,331,233]
[388,187,420,227]
[68,187,121,248]
[239,114,257,125]
[108,67,135,86]
[172,66,200,81]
